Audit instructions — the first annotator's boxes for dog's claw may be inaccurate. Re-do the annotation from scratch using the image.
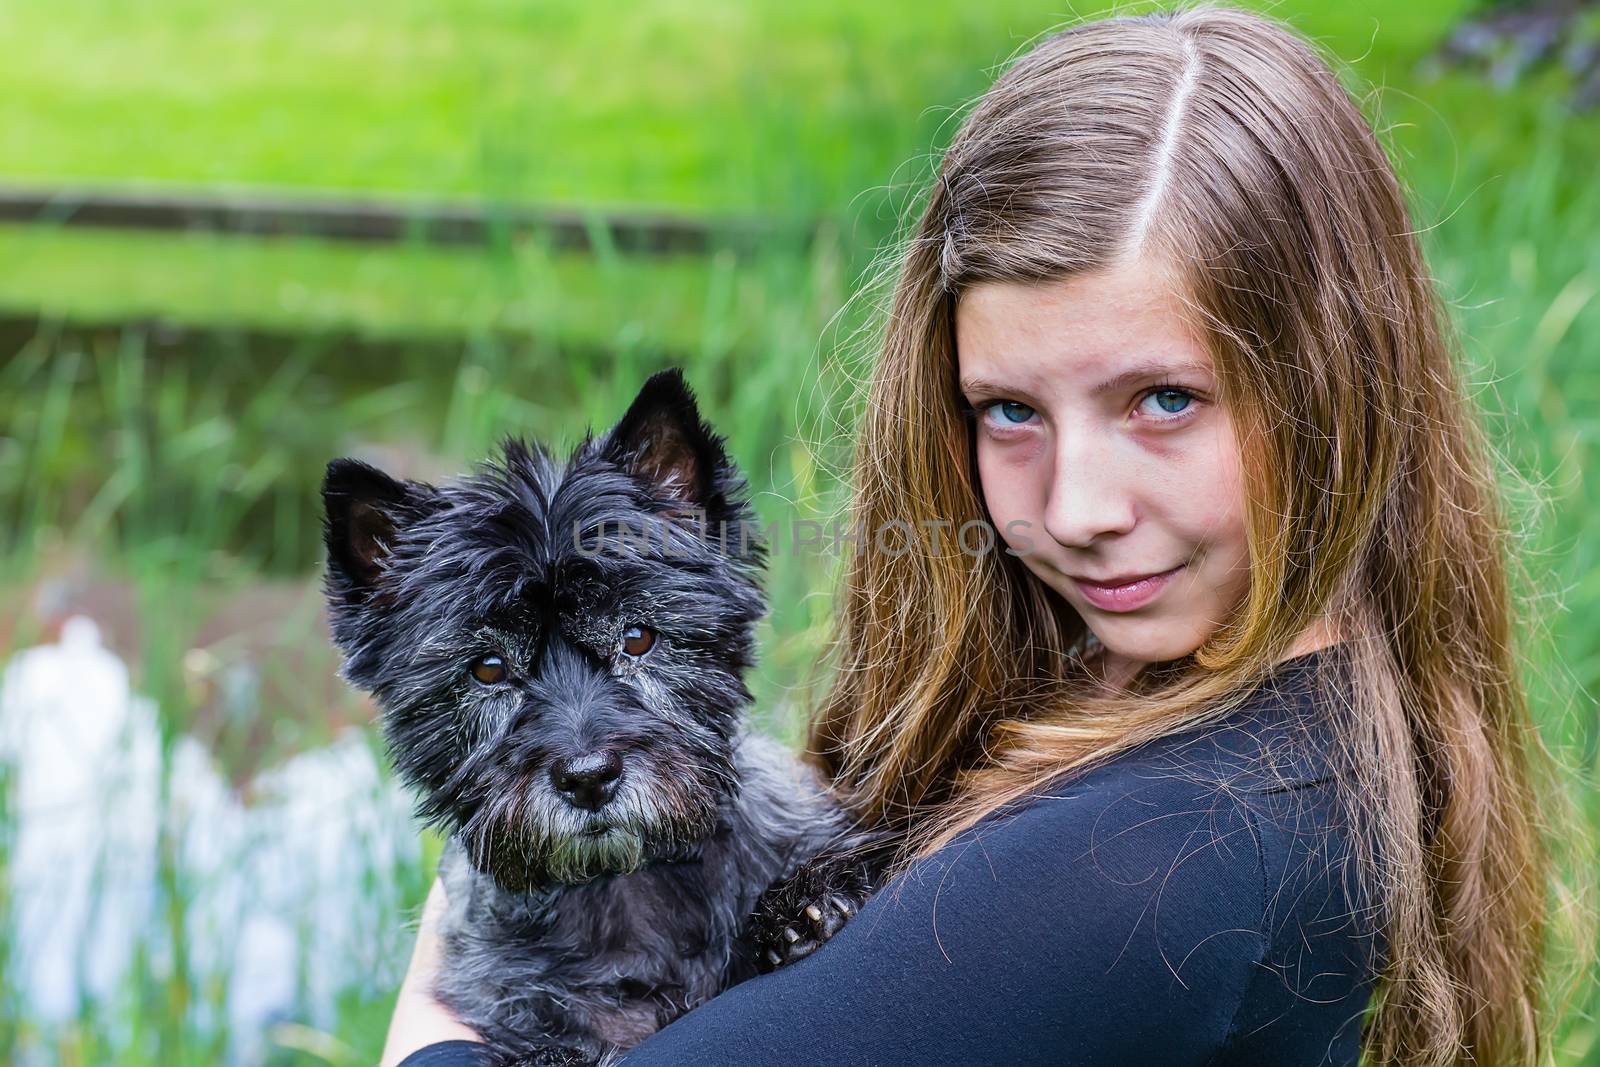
[751,849,878,974]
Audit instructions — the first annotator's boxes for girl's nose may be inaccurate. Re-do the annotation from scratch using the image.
[1042,430,1137,549]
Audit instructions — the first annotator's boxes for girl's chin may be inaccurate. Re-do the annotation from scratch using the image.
[1086,617,1209,669]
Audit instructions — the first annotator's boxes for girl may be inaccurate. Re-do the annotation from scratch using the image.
[387,4,1573,1064]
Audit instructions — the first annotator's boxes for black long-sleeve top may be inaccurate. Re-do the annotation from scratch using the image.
[401,648,1384,1066]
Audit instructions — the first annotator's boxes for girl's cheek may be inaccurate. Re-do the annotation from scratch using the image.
[976,439,1043,525]
[1178,423,1250,536]
[981,429,1047,467]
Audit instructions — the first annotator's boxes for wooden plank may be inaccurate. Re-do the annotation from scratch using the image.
[0,184,802,256]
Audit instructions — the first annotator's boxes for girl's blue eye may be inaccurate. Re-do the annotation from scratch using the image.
[1139,389,1194,417]
[984,400,1036,425]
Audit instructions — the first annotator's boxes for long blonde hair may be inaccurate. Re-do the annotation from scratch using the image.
[804,5,1580,1063]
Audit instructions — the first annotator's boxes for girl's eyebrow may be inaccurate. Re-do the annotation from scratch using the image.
[959,360,1211,400]
[956,375,1048,410]
[1091,359,1212,398]
[957,374,1012,396]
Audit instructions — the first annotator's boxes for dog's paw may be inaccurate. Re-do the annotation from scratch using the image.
[761,892,858,970]
[748,854,873,973]
[499,1043,596,1067]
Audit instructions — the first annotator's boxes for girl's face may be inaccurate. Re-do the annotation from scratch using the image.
[956,257,1252,684]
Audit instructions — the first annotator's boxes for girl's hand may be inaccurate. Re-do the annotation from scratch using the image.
[379,877,486,1067]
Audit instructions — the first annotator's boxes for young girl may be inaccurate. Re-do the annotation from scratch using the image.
[387,4,1569,1064]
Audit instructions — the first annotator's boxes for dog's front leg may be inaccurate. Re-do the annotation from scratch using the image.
[744,829,896,972]
[496,1042,600,1067]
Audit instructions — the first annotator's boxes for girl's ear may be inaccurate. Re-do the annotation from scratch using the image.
[321,458,441,598]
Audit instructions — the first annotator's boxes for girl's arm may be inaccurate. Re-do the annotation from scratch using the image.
[618,768,1280,1066]
[394,759,1373,1066]
[383,880,491,1067]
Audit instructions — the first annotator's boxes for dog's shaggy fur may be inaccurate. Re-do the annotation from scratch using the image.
[322,370,869,1065]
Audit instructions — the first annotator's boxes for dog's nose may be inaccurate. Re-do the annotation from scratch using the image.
[550,750,625,811]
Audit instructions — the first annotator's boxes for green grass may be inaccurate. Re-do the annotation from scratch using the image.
[0,225,863,706]
[0,222,807,351]
[1431,112,1600,1066]
[0,0,1482,214]
[0,0,1592,339]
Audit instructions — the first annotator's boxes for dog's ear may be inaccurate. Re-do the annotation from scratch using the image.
[600,368,732,510]
[321,458,440,598]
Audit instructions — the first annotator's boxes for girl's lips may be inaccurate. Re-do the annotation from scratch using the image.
[1069,565,1184,613]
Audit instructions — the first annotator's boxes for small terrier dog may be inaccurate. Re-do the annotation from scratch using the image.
[322,369,877,1066]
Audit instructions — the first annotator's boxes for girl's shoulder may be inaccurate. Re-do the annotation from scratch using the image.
[922,647,1378,1062]
[957,649,1355,873]
[964,648,1366,918]
[621,650,1377,1066]
[1127,645,1351,795]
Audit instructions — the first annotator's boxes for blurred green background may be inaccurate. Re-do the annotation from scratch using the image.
[0,0,1596,1063]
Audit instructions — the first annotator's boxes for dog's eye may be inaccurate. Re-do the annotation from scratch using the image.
[469,655,508,685]
[621,625,656,658]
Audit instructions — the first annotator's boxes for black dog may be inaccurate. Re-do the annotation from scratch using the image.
[322,369,878,1066]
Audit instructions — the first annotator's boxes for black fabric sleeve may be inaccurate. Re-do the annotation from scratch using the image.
[395,1039,500,1067]
[1208,779,1380,1064]
[617,764,1272,1066]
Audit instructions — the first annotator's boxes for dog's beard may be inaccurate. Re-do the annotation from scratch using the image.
[504,823,649,889]
[459,756,727,892]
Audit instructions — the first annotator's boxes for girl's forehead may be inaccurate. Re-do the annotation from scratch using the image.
[956,257,1192,330]
[954,267,1212,390]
